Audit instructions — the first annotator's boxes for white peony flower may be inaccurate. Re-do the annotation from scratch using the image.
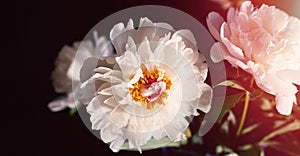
[48,31,113,112]
[79,17,213,152]
[207,1,300,115]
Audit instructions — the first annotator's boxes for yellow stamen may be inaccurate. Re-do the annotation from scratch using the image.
[129,65,172,109]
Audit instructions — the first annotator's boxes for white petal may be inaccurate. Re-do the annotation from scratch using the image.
[48,97,69,112]
[93,66,112,73]
[194,54,208,81]
[173,29,197,46]
[115,51,140,80]
[86,96,106,130]
[164,117,188,142]
[93,31,114,57]
[197,83,213,113]
[67,41,94,82]
[79,80,109,104]
[181,48,198,65]
[179,83,212,115]
[139,17,174,31]
[139,17,154,27]
[98,86,113,96]
[110,138,126,153]
[103,96,117,108]
[110,23,126,41]
[125,36,137,52]
[129,68,143,84]
[80,57,115,83]
[101,124,118,143]
[137,37,154,62]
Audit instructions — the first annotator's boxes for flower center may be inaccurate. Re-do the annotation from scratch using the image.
[129,65,172,109]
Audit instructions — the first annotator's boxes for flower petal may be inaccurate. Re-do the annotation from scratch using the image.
[93,31,115,57]
[173,29,197,46]
[210,42,249,70]
[137,37,154,62]
[164,117,188,142]
[207,12,224,41]
[48,97,69,112]
[125,36,137,52]
[220,24,245,60]
[197,83,213,113]
[110,19,134,42]
[80,57,115,83]
[110,137,126,153]
[276,95,296,115]
[115,51,140,80]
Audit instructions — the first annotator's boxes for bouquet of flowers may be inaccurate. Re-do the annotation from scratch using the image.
[48,1,300,155]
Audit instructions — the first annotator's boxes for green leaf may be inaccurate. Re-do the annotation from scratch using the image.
[69,102,82,116]
[121,137,184,151]
[69,107,77,115]
[215,93,245,121]
[121,129,190,151]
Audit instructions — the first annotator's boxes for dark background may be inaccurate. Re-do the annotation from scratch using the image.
[21,0,295,156]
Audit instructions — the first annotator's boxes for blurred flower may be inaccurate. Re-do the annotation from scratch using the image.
[207,1,300,115]
[80,17,212,152]
[48,32,113,112]
[211,0,246,10]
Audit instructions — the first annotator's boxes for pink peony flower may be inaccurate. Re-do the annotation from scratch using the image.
[207,1,300,115]
[211,0,246,10]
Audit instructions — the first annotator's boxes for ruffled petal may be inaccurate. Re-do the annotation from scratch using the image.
[251,69,298,115]
[110,137,126,153]
[115,51,140,80]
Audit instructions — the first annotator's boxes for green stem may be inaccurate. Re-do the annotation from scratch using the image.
[236,91,250,136]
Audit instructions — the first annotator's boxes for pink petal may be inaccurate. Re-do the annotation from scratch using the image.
[239,1,253,15]
[210,42,226,63]
[220,23,245,60]
[251,70,298,115]
[207,12,224,41]
[276,95,296,115]
[276,70,300,85]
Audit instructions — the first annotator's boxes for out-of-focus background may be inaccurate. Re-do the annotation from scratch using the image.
[24,0,300,155]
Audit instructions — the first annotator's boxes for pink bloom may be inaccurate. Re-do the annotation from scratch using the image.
[211,0,246,10]
[207,1,300,115]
